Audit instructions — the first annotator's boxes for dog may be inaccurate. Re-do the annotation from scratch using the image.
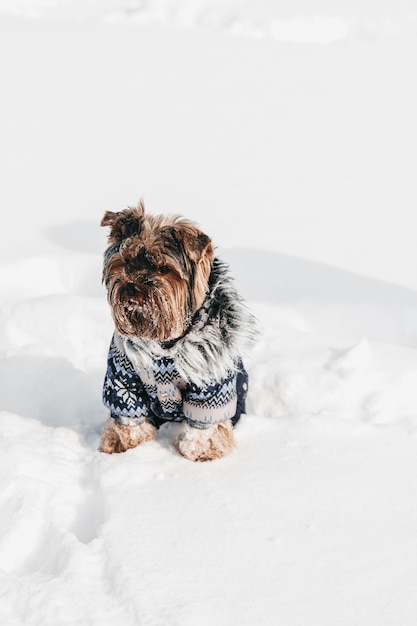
[99,200,256,461]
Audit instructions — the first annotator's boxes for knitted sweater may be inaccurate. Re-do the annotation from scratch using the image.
[102,259,256,429]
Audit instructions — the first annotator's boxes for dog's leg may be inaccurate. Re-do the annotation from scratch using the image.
[175,419,235,462]
[99,417,157,454]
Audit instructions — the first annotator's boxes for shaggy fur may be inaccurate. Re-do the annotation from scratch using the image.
[101,200,213,342]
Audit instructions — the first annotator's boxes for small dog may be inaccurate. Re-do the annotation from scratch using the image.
[99,200,256,461]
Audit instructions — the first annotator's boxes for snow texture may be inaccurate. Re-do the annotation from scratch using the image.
[1,1,417,624]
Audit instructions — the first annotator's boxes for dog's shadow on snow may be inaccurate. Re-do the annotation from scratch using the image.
[222,247,417,347]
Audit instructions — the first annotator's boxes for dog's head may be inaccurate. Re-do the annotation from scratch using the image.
[101,200,214,341]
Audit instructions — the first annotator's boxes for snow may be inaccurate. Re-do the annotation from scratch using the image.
[1,1,417,624]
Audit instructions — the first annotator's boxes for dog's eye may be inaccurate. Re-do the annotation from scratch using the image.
[158,265,171,275]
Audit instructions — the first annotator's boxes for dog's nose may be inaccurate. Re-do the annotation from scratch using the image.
[126,283,140,297]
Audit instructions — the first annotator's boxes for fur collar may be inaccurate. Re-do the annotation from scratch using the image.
[114,258,257,386]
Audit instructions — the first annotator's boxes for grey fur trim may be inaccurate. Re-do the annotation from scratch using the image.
[114,258,257,386]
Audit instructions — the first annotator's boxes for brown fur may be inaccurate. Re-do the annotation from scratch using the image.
[101,201,214,342]
[99,417,157,454]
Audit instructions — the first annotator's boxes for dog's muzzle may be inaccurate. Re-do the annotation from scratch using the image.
[125,283,141,297]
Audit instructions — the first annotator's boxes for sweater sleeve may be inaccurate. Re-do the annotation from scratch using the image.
[102,335,150,426]
[182,370,238,430]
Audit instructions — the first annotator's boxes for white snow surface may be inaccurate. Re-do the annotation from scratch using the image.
[1,1,417,624]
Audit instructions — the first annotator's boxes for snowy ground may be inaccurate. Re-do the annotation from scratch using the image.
[1,1,417,624]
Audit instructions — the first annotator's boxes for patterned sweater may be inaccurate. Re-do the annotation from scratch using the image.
[102,259,256,430]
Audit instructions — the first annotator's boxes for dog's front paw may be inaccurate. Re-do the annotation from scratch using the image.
[175,419,234,462]
[99,417,157,454]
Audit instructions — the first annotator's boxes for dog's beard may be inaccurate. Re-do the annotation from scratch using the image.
[107,278,192,342]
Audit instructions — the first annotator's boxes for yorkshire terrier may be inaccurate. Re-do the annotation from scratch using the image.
[99,200,256,461]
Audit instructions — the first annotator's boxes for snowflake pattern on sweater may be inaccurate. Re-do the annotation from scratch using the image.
[103,336,246,429]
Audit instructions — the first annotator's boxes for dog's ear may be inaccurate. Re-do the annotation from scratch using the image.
[101,200,145,244]
[174,224,214,264]
[173,223,214,310]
